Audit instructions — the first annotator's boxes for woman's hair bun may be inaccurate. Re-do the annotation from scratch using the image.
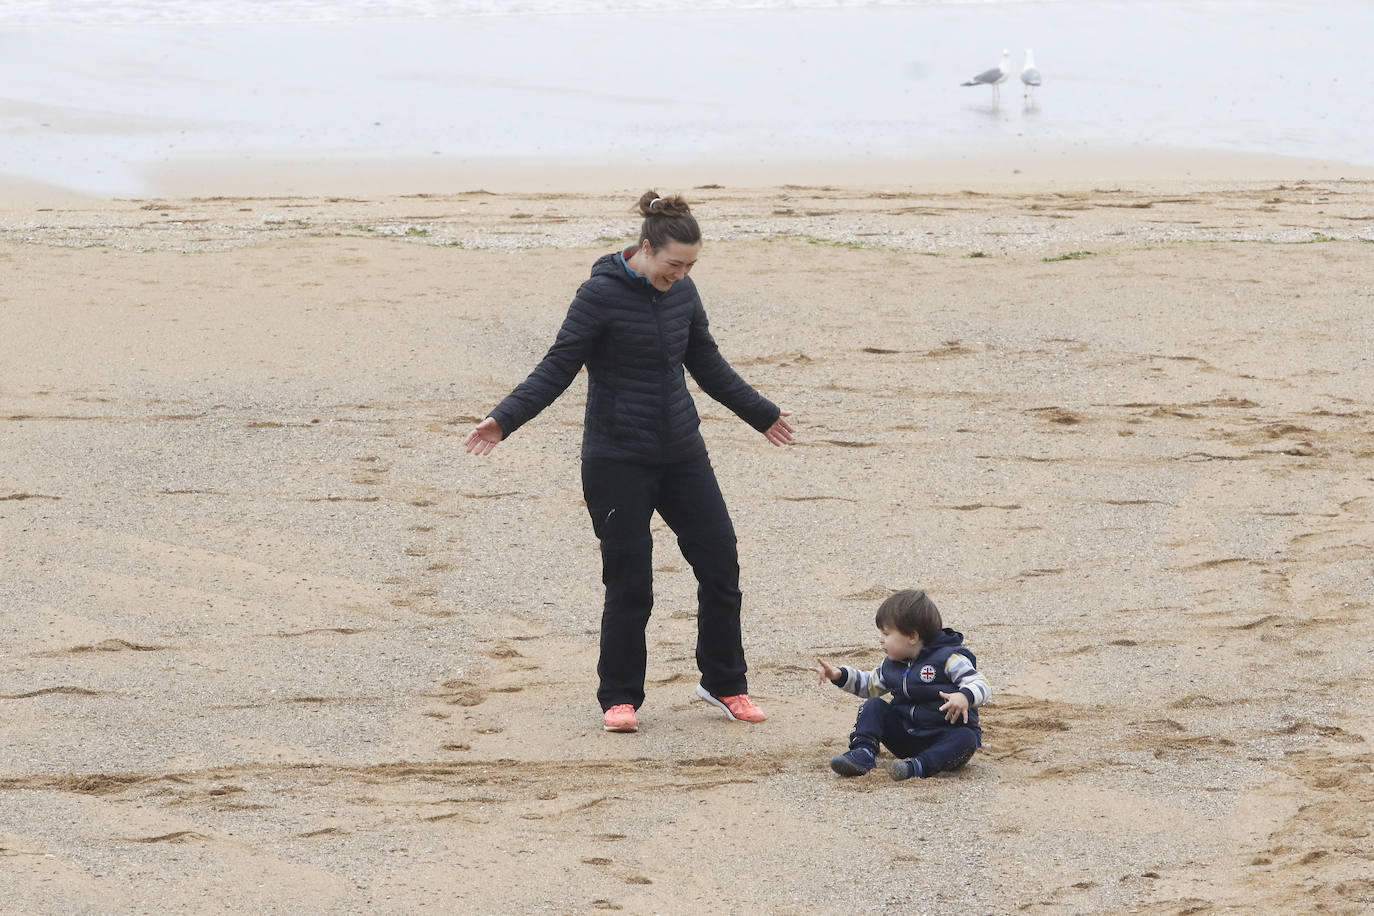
[634,189,702,248]
[637,190,691,219]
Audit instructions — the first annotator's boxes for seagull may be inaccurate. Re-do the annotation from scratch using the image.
[962,49,1010,102]
[1020,49,1042,99]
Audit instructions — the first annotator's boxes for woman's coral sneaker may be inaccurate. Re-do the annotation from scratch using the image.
[602,704,638,732]
[695,684,766,723]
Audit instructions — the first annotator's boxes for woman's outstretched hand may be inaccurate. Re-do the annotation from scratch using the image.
[764,409,795,447]
[464,417,504,456]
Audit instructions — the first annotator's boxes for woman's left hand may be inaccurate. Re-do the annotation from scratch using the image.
[764,409,795,447]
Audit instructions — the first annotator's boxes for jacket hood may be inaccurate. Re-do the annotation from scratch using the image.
[591,250,625,278]
[921,628,965,656]
[591,250,647,290]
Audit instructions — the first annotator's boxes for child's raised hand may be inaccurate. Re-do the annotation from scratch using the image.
[811,657,842,685]
[938,690,970,724]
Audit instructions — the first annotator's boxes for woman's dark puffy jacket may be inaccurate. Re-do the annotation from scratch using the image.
[488,252,780,464]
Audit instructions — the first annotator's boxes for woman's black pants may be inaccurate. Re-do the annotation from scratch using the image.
[581,454,747,711]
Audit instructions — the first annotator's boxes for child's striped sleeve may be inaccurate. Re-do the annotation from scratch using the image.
[946,653,991,706]
[834,665,890,698]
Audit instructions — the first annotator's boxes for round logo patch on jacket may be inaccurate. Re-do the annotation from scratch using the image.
[919,664,937,683]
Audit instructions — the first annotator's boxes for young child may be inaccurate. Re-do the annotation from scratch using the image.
[812,589,990,780]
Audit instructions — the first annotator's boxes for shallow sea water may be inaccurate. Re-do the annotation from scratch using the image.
[1,0,1370,193]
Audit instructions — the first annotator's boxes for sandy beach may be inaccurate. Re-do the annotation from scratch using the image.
[2,156,1373,914]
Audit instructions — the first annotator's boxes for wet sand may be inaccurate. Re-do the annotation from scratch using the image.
[2,160,1372,914]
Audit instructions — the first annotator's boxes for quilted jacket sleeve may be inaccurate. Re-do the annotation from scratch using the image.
[487,287,603,438]
[682,301,780,433]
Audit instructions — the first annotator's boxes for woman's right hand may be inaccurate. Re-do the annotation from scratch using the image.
[764,409,795,447]
[464,417,504,456]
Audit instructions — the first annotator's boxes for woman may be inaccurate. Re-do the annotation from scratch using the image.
[464,191,794,733]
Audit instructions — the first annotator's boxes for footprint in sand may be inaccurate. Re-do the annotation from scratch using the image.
[57,639,166,654]
[945,503,1022,511]
[1,686,107,699]
[1028,407,1084,426]
[122,831,206,844]
[842,586,892,600]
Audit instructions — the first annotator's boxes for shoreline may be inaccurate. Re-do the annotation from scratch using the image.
[5,146,1374,207]
[105,146,1374,199]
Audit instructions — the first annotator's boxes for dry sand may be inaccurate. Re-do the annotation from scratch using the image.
[2,160,1372,914]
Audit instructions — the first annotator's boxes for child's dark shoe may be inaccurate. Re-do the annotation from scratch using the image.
[889,758,924,781]
[829,747,877,777]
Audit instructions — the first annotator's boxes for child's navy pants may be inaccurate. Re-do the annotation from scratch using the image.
[850,696,979,776]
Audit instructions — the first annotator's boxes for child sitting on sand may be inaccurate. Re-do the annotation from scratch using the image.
[812,588,990,780]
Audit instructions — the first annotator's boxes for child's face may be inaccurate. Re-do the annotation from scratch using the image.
[878,626,923,661]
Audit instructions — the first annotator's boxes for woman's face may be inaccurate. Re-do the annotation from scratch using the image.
[639,239,700,291]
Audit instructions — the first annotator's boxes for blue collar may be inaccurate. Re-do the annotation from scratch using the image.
[619,247,651,285]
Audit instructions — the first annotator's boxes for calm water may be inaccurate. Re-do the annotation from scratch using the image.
[0,1,1079,23]
[2,0,1370,194]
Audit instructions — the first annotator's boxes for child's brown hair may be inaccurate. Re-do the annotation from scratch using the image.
[875,589,942,643]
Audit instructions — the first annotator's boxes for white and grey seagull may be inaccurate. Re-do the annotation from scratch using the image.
[1020,49,1042,99]
[961,49,1010,102]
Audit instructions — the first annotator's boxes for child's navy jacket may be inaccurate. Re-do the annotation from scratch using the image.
[833,628,990,739]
